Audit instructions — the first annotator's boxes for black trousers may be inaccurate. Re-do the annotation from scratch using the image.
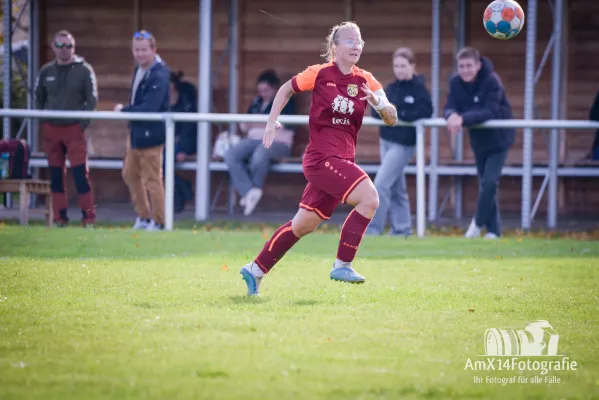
[473,149,508,236]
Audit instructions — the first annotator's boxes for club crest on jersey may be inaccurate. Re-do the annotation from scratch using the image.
[347,84,358,97]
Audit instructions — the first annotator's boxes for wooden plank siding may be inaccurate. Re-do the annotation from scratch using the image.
[38,0,599,216]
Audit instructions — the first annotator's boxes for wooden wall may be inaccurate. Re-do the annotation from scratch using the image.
[39,0,599,216]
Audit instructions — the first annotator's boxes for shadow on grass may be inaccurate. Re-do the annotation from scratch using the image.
[228,295,267,304]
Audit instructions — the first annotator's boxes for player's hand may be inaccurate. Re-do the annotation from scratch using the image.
[360,82,379,107]
[114,103,123,112]
[263,119,282,148]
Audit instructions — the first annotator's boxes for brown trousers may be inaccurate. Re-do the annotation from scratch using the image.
[122,138,165,225]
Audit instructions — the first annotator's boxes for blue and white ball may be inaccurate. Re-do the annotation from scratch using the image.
[484,0,525,40]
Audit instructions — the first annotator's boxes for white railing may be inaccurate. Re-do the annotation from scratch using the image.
[1,108,598,236]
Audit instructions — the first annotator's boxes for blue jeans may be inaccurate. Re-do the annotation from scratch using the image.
[473,149,508,236]
[224,139,291,197]
[367,138,415,235]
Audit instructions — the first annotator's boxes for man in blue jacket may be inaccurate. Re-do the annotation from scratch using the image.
[443,47,515,239]
[115,31,170,231]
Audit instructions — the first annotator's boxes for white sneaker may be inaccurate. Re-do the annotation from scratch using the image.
[133,217,151,230]
[243,188,263,216]
[465,218,482,238]
[145,220,165,231]
[484,232,498,240]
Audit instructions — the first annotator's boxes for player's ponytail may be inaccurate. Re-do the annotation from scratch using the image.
[321,21,361,63]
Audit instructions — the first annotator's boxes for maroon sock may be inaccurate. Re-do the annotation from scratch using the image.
[255,220,300,274]
[337,210,372,262]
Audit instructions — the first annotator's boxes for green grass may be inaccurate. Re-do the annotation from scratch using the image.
[1,225,598,399]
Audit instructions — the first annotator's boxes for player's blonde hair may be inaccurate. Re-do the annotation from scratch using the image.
[321,21,361,62]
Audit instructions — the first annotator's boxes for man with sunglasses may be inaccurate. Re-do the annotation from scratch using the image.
[115,30,170,231]
[35,30,98,228]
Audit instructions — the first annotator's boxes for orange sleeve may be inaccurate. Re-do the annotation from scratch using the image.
[291,64,326,92]
[365,71,384,92]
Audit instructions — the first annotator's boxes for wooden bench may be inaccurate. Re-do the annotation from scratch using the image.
[0,179,53,227]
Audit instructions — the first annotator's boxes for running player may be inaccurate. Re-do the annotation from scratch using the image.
[239,21,398,296]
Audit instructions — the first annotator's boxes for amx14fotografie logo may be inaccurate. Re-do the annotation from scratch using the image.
[464,320,578,385]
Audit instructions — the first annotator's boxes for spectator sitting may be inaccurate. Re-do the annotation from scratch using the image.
[224,69,297,216]
[168,70,197,212]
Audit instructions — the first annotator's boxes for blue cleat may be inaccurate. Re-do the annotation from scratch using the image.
[330,266,366,284]
[240,264,262,296]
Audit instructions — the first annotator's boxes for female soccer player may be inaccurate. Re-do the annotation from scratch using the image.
[239,21,398,296]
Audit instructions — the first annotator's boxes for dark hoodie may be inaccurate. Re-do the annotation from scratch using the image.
[443,56,515,154]
[170,80,198,155]
[372,74,433,147]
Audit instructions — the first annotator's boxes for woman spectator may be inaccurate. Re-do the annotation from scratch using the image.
[367,48,433,236]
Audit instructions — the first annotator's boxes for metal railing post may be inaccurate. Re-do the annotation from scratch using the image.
[416,121,427,237]
[164,116,175,231]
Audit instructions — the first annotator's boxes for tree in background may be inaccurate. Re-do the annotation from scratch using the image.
[0,1,30,138]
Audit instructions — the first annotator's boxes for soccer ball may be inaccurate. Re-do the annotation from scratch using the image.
[483,0,525,40]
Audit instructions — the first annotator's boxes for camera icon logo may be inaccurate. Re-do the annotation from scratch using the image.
[484,320,560,356]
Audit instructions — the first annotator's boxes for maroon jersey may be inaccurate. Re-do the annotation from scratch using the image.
[291,62,383,164]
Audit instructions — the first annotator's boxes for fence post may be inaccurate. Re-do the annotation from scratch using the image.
[416,121,426,237]
[164,116,175,231]
[522,0,538,231]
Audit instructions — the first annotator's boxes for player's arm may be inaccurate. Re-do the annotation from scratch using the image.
[266,80,296,124]
[372,88,398,127]
[363,72,398,126]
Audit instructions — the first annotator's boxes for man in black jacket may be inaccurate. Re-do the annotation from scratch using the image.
[35,30,98,227]
[115,31,170,231]
[443,47,515,239]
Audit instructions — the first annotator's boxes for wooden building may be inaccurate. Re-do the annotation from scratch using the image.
[38,0,599,217]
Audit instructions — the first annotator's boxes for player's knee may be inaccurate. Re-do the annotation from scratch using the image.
[360,187,379,213]
[293,224,312,237]
[292,210,321,237]
[72,164,91,194]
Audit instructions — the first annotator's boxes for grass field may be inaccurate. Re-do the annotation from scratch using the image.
[1,223,598,399]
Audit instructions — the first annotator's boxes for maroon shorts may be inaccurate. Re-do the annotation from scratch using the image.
[299,156,369,219]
